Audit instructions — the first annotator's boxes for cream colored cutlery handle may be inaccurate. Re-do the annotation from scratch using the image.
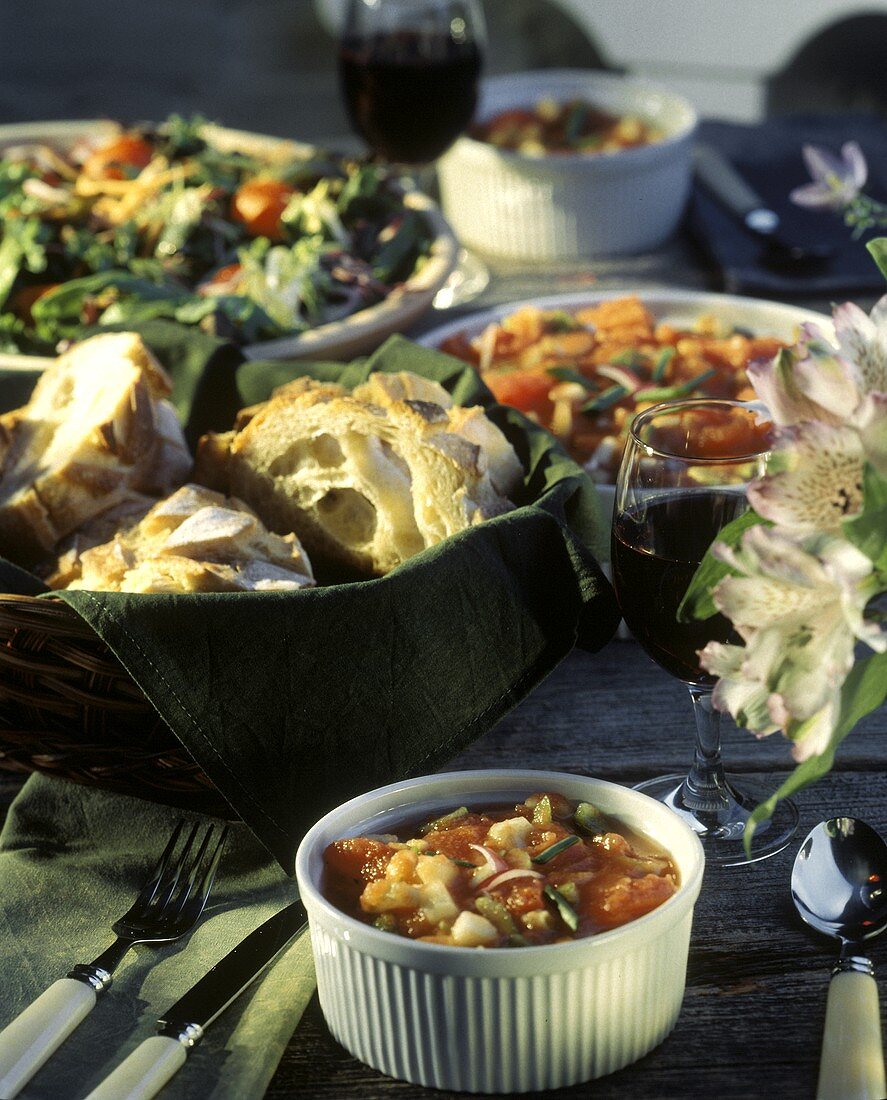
[0,977,97,1098]
[85,1036,187,1100]
[817,969,887,1100]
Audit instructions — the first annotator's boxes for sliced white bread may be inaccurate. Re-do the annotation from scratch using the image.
[204,373,522,577]
[55,483,314,594]
[0,332,192,564]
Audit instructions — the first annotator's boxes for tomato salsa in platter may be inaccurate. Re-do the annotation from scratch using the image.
[322,792,678,948]
[438,295,786,483]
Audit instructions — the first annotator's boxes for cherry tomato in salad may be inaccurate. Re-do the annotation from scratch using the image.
[82,134,155,180]
[197,262,243,297]
[230,178,295,240]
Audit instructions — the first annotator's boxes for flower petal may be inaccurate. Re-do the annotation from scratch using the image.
[701,641,780,735]
[746,348,839,426]
[854,393,887,477]
[790,181,839,209]
[833,295,887,397]
[798,143,865,207]
[787,695,841,762]
[747,422,865,533]
[841,141,869,190]
[802,143,848,186]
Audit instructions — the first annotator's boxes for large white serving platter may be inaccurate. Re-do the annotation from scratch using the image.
[0,120,459,371]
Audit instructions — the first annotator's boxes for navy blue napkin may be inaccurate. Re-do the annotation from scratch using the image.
[689,114,887,297]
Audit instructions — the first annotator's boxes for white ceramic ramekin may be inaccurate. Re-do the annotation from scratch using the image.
[295,769,705,1093]
[436,70,698,261]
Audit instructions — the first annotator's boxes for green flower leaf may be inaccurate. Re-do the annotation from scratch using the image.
[676,509,767,622]
[866,237,887,281]
[745,650,887,854]
[844,463,887,574]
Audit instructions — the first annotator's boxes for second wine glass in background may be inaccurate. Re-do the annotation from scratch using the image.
[337,0,490,308]
[338,0,485,166]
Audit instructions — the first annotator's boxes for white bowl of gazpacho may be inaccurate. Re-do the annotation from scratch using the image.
[295,768,704,1093]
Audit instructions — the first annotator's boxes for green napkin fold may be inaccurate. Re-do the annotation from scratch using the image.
[0,326,620,871]
[0,774,314,1100]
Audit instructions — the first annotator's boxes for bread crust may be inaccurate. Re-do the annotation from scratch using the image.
[54,483,315,594]
[0,332,192,564]
[201,372,522,577]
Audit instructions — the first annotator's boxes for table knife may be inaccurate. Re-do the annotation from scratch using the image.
[84,899,308,1100]
[693,143,833,269]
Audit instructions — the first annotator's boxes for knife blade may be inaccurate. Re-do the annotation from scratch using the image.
[84,899,308,1100]
[693,143,834,271]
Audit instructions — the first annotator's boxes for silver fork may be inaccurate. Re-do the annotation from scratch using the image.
[0,820,229,1100]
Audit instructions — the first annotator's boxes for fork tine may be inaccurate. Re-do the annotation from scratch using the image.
[158,822,204,906]
[177,825,229,921]
[167,824,217,916]
[131,819,186,910]
[150,822,200,915]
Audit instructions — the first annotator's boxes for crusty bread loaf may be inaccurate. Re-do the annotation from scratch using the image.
[53,483,314,593]
[0,332,192,564]
[196,372,523,577]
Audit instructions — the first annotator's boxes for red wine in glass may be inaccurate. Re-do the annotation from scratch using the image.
[338,1,484,165]
[339,32,481,164]
[612,489,745,684]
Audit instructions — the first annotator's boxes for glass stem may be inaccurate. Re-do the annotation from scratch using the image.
[681,686,731,812]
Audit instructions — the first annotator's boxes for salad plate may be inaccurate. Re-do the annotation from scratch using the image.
[0,118,459,371]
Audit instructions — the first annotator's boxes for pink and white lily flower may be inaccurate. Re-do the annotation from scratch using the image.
[747,420,865,534]
[748,295,887,426]
[790,141,868,212]
[699,526,886,761]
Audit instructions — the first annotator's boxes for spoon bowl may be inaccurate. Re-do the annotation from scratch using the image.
[791,818,887,1100]
[792,817,887,944]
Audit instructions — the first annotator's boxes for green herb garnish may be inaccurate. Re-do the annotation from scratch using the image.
[573,802,612,837]
[532,795,553,825]
[652,347,675,381]
[545,310,582,333]
[635,368,717,404]
[547,365,593,389]
[476,895,518,935]
[533,835,580,864]
[581,384,627,413]
[544,885,579,931]
[419,806,468,835]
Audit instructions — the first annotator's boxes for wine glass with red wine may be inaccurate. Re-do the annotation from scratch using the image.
[338,0,489,307]
[611,399,799,866]
[338,0,484,166]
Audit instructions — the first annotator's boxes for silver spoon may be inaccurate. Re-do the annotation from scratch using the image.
[792,818,887,1100]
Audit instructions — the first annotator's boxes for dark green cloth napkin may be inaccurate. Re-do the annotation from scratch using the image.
[0,328,619,871]
[0,774,315,1100]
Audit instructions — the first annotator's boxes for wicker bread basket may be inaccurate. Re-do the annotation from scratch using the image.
[0,592,231,815]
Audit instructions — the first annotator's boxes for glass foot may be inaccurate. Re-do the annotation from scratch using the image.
[633,773,800,867]
[432,248,490,310]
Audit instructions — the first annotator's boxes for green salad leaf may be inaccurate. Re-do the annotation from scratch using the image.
[0,115,433,351]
